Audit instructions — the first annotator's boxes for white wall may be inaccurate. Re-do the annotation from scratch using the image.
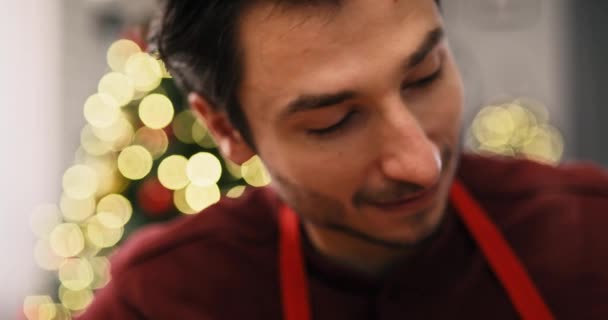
[0,0,62,317]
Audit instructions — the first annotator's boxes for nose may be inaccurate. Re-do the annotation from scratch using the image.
[378,104,442,189]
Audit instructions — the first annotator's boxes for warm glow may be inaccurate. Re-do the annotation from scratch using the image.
[62,165,98,200]
[50,223,85,258]
[107,39,141,73]
[185,183,221,212]
[80,125,112,156]
[96,194,133,229]
[59,286,93,311]
[83,93,120,129]
[23,296,56,320]
[85,216,124,248]
[241,155,272,187]
[173,110,197,144]
[125,52,163,92]
[158,155,190,190]
[98,72,135,107]
[60,194,95,222]
[173,187,198,215]
[58,258,94,291]
[133,127,169,159]
[91,116,134,150]
[187,152,222,186]
[89,256,111,290]
[34,240,64,271]
[138,94,175,129]
[226,185,246,199]
[117,145,153,180]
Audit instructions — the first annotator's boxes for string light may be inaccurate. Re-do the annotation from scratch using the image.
[106,39,141,73]
[62,165,98,200]
[133,127,169,159]
[226,185,247,198]
[83,93,121,129]
[58,258,94,291]
[58,286,94,311]
[125,52,163,92]
[138,94,174,129]
[185,183,221,212]
[117,145,153,180]
[186,152,222,186]
[59,194,95,223]
[96,194,133,229]
[241,155,272,187]
[158,155,190,190]
[50,223,85,258]
[98,72,135,107]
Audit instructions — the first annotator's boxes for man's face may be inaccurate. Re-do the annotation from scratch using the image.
[237,0,463,246]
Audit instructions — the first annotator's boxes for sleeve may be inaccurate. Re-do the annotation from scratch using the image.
[76,276,146,320]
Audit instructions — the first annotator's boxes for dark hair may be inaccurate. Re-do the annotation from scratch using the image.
[153,0,441,147]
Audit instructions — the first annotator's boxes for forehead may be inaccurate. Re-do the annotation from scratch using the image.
[237,0,441,115]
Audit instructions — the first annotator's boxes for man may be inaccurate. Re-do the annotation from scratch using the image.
[80,0,608,319]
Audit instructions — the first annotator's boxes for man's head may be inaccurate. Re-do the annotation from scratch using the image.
[156,0,463,259]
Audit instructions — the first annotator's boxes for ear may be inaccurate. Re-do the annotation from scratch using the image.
[188,93,256,165]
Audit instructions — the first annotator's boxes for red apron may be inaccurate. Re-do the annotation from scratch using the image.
[278,180,555,320]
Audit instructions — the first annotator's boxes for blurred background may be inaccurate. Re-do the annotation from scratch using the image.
[2,0,607,318]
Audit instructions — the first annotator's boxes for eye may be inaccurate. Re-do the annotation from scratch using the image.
[403,67,443,91]
[307,111,356,136]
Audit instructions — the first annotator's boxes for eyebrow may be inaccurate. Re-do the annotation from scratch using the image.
[279,26,444,119]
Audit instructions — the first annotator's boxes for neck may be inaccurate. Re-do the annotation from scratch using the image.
[302,223,413,277]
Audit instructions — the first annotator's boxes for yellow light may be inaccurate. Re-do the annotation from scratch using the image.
[521,125,564,164]
[158,155,190,190]
[29,204,62,239]
[505,103,537,148]
[138,94,174,129]
[107,39,141,73]
[83,93,120,128]
[133,127,169,159]
[185,183,221,212]
[225,160,242,179]
[89,256,111,290]
[23,296,56,320]
[50,223,85,258]
[96,194,133,228]
[60,194,95,222]
[98,72,135,107]
[34,240,65,271]
[241,155,272,187]
[125,52,163,92]
[84,155,123,197]
[187,152,222,186]
[58,258,94,291]
[226,185,246,198]
[194,122,217,148]
[85,216,123,248]
[471,106,515,148]
[80,125,112,156]
[172,110,197,144]
[59,286,93,311]
[117,145,153,180]
[62,165,98,200]
[173,187,198,214]
[91,116,134,149]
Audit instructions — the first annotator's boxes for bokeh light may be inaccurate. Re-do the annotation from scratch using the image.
[96,194,133,229]
[34,240,64,271]
[91,116,134,150]
[185,183,221,212]
[138,94,174,129]
[23,296,56,320]
[125,52,163,92]
[58,286,93,311]
[62,165,98,200]
[89,256,111,290]
[158,155,190,190]
[132,127,169,159]
[173,110,197,144]
[58,258,94,291]
[241,155,272,187]
[80,125,112,156]
[98,72,135,107]
[106,39,141,73]
[50,223,85,258]
[84,216,124,248]
[173,187,198,215]
[226,185,246,199]
[117,145,153,180]
[186,152,222,186]
[83,93,120,129]
[60,194,95,222]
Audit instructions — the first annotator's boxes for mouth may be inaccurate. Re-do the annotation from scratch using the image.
[367,183,440,214]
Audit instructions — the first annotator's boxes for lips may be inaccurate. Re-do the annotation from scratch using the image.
[368,183,439,213]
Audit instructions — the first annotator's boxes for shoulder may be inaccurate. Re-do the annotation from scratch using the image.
[457,154,608,317]
[96,187,282,317]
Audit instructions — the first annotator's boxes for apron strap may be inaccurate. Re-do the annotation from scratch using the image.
[279,180,555,320]
[450,180,554,320]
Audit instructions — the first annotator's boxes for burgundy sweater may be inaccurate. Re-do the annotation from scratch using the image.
[78,154,608,319]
